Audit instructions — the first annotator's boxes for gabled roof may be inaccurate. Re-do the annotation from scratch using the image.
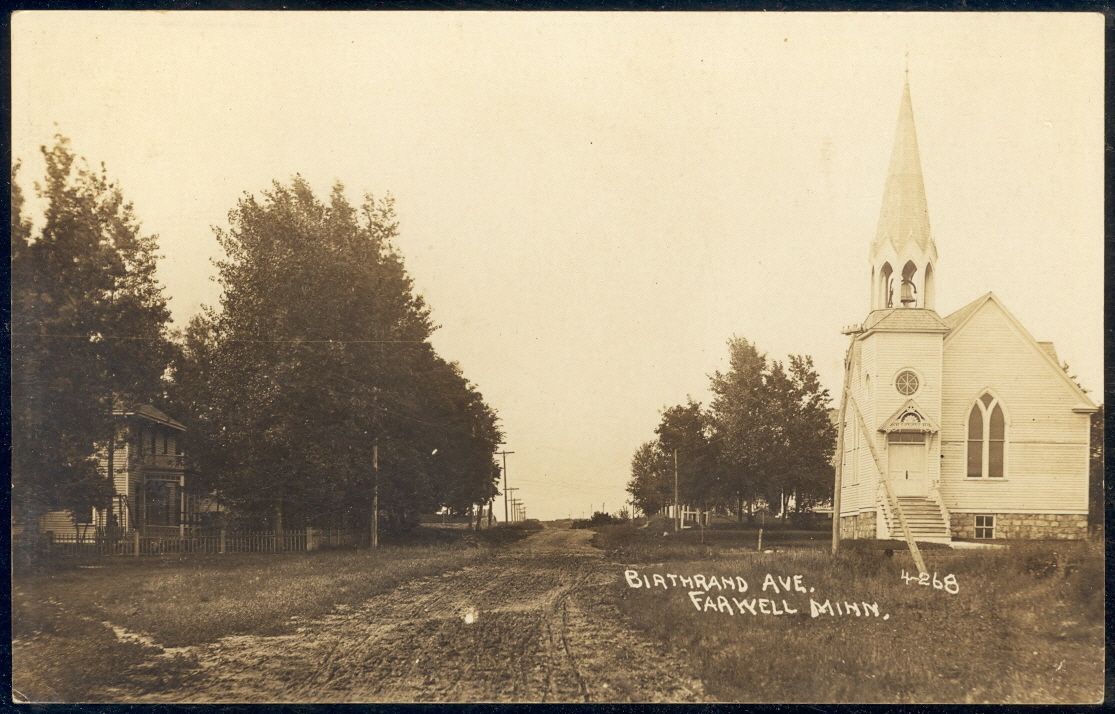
[871,78,936,258]
[1037,341,1059,363]
[112,404,186,431]
[943,292,1097,411]
[878,398,939,433]
[941,292,991,330]
[861,307,949,334]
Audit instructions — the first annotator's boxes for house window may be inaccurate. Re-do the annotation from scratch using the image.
[144,480,180,526]
[162,433,169,454]
[967,393,1007,478]
[150,429,157,455]
[974,514,995,539]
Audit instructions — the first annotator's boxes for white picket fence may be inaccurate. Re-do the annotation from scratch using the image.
[18,527,367,560]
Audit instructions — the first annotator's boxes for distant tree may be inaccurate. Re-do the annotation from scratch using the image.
[655,399,720,511]
[11,137,172,528]
[708,337,768,520]
[708,339,835,520]
[754,360,796,517]
[777,355,837,515]
[627,440,671,516]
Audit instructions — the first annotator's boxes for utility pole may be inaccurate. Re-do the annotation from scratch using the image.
[506,487,519,523]
[673,448,680,531]
[496,449,515,524]
[372,437,381,548]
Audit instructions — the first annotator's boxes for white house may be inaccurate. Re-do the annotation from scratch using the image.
[834,78,1097,543]
[35,404,216,538]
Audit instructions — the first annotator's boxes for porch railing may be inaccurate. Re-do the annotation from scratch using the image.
[138,453,186,469]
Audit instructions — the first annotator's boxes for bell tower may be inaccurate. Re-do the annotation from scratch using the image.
[869,76,939,312]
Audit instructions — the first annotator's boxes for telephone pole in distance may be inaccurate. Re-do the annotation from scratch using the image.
[496,449,515,524]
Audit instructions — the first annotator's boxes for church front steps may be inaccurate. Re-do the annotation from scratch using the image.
[885,496,952,543]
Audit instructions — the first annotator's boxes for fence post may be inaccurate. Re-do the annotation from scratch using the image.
[305,526,317,552]
[219,528,226,554]
[133,530,140,557]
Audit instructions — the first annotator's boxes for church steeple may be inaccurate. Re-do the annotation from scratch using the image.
[869,76,939,312]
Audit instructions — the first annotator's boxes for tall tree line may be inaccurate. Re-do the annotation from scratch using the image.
[168,177,502,531]
[12,136,502,532]
[627,337,836,521]
[11,137,173,526]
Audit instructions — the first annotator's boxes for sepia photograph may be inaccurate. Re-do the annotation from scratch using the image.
[9,10,1105,704]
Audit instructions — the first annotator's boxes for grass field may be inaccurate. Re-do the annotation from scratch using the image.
[12,525,527,702]
[594,523,1104,704]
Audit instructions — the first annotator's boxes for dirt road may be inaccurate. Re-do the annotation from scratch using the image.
[116,525,708,703]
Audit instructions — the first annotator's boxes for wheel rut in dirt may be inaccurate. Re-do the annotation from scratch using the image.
[119,526,707,703]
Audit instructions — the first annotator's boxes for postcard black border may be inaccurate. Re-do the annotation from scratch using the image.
[1,2,1111,713]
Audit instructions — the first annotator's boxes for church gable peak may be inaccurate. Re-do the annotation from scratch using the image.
[879,398,939,434]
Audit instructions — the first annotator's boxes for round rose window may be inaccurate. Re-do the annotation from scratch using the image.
[895,370,919,396]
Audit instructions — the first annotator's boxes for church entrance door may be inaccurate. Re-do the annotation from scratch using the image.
[888,435,926,497]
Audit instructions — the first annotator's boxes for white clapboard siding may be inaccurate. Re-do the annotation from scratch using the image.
[39,510,91,534]
[940,297,1091,513]
[92,429,132,527]
[842,328,946,515]
[840,341,875,514]
[867,330,945,488]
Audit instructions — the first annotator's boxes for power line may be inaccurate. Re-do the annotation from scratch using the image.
[10,332,423,345]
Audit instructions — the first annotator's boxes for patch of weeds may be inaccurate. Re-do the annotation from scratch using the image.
[611,541,1103,703]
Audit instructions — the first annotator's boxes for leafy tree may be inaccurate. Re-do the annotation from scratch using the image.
[761,355,836,517]
[708,337,768,520]
[171,177,500,531]
[655,399,720,510]
[627,440,671,516]
[11,137,172,528]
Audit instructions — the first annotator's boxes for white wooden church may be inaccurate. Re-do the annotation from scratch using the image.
[833,78,1096,543]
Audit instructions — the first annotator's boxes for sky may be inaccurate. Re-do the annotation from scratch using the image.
[12,12,1104,521]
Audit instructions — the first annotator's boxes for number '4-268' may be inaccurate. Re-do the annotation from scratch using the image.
[900,569,959,594]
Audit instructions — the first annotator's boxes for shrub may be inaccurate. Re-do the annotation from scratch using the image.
[571,511,624,529]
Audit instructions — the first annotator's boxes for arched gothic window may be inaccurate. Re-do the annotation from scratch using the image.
[967,392,1006,478]
[879,262,894,309]
[924,262,935,309]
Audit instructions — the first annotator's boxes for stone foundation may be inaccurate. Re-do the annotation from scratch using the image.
[839,511,877,540]
[949,513,1088,540]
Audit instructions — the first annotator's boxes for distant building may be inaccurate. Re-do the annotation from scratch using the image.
[36,404,216,537]
[834,78,1096,543]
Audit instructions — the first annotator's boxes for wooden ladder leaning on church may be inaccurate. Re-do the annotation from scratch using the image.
[848,393,928,576]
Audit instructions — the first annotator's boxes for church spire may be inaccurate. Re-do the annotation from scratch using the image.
[868,75,939,312]
[872,76,934,256]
